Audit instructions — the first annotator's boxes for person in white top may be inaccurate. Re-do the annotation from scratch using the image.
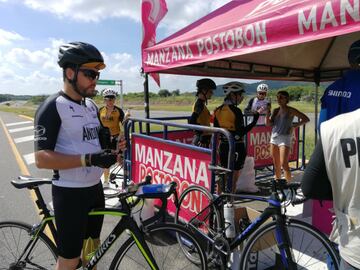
[34,42,124,270]
[245,83,271,125]
[302,108,360,270]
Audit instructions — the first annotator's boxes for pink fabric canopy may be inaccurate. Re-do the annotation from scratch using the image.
[142,0,360,82]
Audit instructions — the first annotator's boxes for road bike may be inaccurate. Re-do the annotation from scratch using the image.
[175,166,340,270]
[1,175,207,270]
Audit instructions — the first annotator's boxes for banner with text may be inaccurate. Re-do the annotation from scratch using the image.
[247,125,299,168]
[131,134,212,220]
[143,0,359,73]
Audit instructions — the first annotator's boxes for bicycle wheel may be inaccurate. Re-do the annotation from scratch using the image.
[175,185,223,266]
[175,185,222,236]
[0,221,57,269]
[240,219,340,270]
[109,223,207,270]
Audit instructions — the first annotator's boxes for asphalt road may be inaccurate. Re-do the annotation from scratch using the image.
[0,109,312,269]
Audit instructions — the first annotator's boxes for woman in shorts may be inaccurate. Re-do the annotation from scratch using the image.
[265,91,309,181]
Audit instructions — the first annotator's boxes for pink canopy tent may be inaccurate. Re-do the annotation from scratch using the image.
[142,0,360,138]
[141,0,360,235]
[143,0,360,82]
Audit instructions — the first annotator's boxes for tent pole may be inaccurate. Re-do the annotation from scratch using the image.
[144,73,150,119]
[314,69,320,143]
[143,73,150,134]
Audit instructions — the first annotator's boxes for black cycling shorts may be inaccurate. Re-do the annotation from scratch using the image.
[109,135,119,150]
[219,141,246,170]
[52,182,104,259]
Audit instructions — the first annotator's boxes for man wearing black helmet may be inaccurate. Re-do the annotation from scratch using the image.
[189,78,216,148]
[319,39,360,124]
[34,42,121,270]
[310,39,360,238]
[302,39,360,270]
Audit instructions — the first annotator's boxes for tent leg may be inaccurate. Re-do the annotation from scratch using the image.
[143,73,150,134]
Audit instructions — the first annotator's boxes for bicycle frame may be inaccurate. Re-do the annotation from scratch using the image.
[187,191,296,267]
[11,178,178,270]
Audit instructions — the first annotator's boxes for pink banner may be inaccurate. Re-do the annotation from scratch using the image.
[131,135,212,220]
[247,126,299,168]
[143,0,360,73]
[141,0,168,85]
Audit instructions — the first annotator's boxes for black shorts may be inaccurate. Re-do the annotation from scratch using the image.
[219,141,246,170]
[192,134,211,148]
[52,182,104,259]
[109,135,119,150]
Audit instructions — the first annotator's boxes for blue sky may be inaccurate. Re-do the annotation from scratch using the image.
[0,0,239,96]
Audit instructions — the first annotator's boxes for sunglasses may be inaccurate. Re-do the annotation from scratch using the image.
[79,69,100,81]
[258,92,266,96]
[104,96,115,100]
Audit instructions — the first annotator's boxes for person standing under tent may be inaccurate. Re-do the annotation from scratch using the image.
[244,83,271,125]
[189,78,216,148]
[265,90,309,181]
[214,81,259,193]
[319,39,360,127]
[313,39,360,236]
[302,108,360,270]
[34,41,122,270]
[99,88,125,186]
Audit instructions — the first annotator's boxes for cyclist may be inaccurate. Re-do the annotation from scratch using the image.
[214,81,259,193]
[99,88,125,186]
[189,78,216,148]
[34,41,121,270]
[244,83,271,125]
[315,39,360,236]
[302,108,360,270]
[319,39,360,126]
[265,90,309,181]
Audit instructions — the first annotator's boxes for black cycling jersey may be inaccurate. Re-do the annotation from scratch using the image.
[214,103,258,140]
[301,137,333,200]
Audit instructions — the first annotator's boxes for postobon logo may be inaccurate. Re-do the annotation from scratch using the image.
[34,125,46,141]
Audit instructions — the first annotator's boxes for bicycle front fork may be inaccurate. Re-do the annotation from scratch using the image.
[275,217,298,270]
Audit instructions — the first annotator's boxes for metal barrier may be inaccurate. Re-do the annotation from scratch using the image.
[123,117,235,194]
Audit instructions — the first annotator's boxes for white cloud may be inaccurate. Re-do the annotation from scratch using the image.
[4,47,56,71]
[0,29,26,46]
[24,0,140,22]
[22,0,231,32]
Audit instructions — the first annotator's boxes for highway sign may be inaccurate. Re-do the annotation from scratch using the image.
[97,80,116,85]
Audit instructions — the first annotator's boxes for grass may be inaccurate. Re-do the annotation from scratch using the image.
[0,97,319,156]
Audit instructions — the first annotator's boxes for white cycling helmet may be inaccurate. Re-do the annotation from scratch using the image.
[103,88,117,97]
[257,83,269,92]
[223,81,245,96]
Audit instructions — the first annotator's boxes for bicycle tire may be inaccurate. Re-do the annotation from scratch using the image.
[175,185,222,235]
[175,185,223,266]
[239,219,340,270]
[0,221,58,269]
[109,223,207,270]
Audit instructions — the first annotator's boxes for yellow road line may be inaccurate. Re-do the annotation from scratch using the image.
[0,116,54,242]
[19,115,34,121]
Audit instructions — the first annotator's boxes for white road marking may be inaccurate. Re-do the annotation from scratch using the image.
[23,153,35,165]
[9,126,33,133]
[6,121,33,127]
[14,135,34,143]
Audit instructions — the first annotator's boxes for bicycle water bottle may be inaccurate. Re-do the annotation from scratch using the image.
[223,203,236,238]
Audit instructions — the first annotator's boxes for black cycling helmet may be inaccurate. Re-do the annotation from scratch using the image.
[196,78,216,91]
[348,39,360,65]
[58,41,106,70]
